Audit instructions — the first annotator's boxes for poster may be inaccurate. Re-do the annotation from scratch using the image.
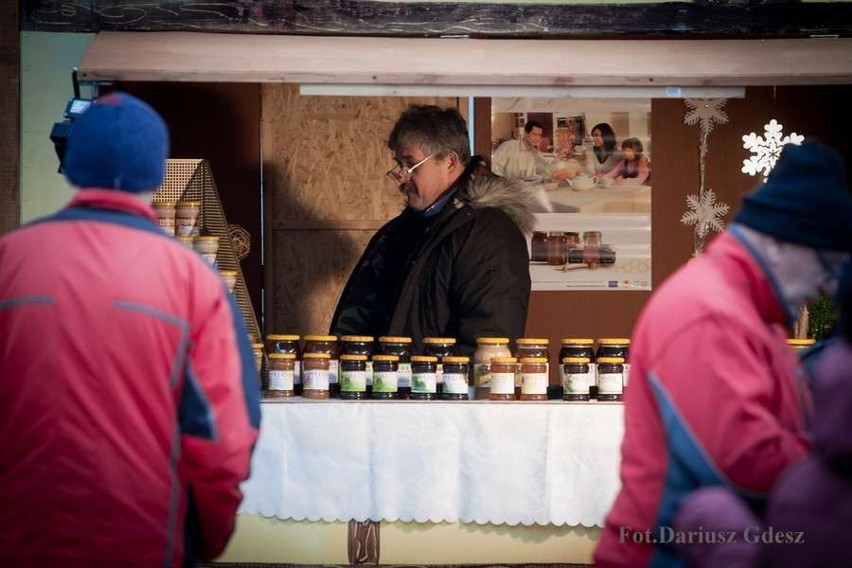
[491,98,652,291]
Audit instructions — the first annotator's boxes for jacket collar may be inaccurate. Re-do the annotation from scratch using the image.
[68,189,158,223]
[707,229,790,326]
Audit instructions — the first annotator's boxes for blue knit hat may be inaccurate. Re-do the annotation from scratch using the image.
[734,140,852,252]
[63,92,169,192]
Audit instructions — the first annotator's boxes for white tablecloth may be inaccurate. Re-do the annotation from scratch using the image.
[239,400,624,527]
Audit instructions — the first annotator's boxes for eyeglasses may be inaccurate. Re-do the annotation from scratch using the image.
[386,154,435,183]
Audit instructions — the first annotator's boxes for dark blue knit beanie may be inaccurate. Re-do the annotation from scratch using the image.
[734,140,852,252]
[63,92,169,192]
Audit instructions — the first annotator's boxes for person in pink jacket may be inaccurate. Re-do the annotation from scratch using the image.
[0,92,260,567]
[594,140,852,567]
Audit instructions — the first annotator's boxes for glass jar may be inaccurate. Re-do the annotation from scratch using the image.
[302,352,331,399]
[597,338,631,388]
[175,200,201,237]
[341,335,375,395]
[489,357,518,401]
[547,231,567,265]
[531,231,549,262]
[371,354,400,400]
[786,338,816,352]
[563,357,592,401]
[193,236,220,267]
[423,337,456,396]
[267,353,296,398]
[266,334,302,395]
[519,357,548,401]
[597,356,624,402]
[441,356,469,400]
[410,355,438,400]
[340,354,369,400]
[560,339,596,398]
[473,337,512,400]
[304,335,340,397]
[152,201,176,236]
[515,338,550,399]
[378,336,412,399]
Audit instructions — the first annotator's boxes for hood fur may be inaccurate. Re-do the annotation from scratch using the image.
[457,169,538,235]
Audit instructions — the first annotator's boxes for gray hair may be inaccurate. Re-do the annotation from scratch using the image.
[387,105,471,164]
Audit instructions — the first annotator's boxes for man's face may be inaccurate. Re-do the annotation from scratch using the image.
[523,127,543,150]
[393,142,451,212]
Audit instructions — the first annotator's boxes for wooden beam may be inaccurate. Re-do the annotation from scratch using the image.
[78,32,852,87]
[21,1,852,38]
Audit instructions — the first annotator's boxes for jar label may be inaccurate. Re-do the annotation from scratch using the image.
[412,372,437,394]
[521,372,548,395]
[365,360,374,386]
[516,364,548,387]
[341,370,367,393]
[269,369,294,391]
[436,363,443,384]
[623,363,631,387]
[565,372,594,395]
[176,218,198,237]
[303,368,330,391]
[490,372,515,395]
[158,219,176,235]
[598,372,623,395]
[328,359,339,385]
[373,371,398,393]
[443,372,467,395]
[200,252,217,267]
[473,363,491,387]
[398,362,412,388]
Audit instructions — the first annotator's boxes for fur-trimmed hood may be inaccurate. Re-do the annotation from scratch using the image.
[456,169,538,235]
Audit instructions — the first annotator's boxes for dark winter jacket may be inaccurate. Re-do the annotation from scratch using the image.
[330,162,537,356]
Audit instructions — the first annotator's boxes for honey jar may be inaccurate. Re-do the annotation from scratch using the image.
[302,352,330,399]
[267,353,296,398]
[489,356,517,401]
[519,357,548,401]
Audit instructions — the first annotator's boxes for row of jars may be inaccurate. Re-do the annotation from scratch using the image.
[252,335,632,402]
[152,200,201,237]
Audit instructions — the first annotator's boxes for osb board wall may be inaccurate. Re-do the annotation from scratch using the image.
[263,84,459,334]
[0,1,19,235]
[525,85,852,380]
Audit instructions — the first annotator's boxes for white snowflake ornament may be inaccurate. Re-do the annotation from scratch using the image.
[742,119,804,182]
[683,99,729,136]
[681,189,731,239]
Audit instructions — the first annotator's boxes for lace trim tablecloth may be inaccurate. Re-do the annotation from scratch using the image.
[239,400,623,527]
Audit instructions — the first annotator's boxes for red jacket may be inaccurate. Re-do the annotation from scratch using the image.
[0,190,260,567]
[594,229,811,567]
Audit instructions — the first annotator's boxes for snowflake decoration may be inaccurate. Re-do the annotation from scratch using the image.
[683,99,729,136]
[681,189,731,239]
[742,119,804,181]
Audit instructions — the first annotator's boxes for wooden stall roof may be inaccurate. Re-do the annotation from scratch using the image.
[78,32,852,86]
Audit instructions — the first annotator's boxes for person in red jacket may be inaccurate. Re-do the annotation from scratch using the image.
[0,92,261,567]
[594,141,852,567]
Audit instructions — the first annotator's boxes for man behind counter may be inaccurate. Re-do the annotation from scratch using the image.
[330,104,538,357]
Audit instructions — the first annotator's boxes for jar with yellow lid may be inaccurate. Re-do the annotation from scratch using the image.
[423,337,456,396]
[152,201,176,236]
[786,338,816,352]
[489,357,518,401]
[378,336,412,399]
[560,339,596,397]
[473,337,512,400]
[340,354,369,400]
[218,269,238,294]
[519,357,548,401]
[597,356,624,402]
[597,338,631,388]
[267,334,302,395]
[302,352,331,399]
[515,338,550,399]
[176,235,194,248]
[175,200,201,237]
[341,335,375,395]
[193,236,220,267]
[563,357,593,401]
[304,335,339,397]
[411,355,439,400]
[441,356,469,400]
[372,354,400,400]
[267,353,296,398]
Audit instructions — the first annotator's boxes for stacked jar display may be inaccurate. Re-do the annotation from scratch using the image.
[378,337,412,399]
[304,335,340,397]
[472,337,512,400]
[372,354,400,399]
[410,356,439,400]
[266,334,302,395]
[267,353,296,398]
[559,339,596,398]
[340,336,375,396]
[423,337,456,396]
[441,356,469,400]
[596,338,631,388]
[340,354,369,399]
[515,338,550,399]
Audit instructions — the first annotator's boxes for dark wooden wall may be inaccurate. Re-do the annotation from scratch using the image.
[1,1,19,235]
[20,1,852,37]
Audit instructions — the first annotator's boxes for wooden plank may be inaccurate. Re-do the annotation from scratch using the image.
[78,32,852,86]
[0,0,19,235]
[21,1,852,38]
[273,220,391,231]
